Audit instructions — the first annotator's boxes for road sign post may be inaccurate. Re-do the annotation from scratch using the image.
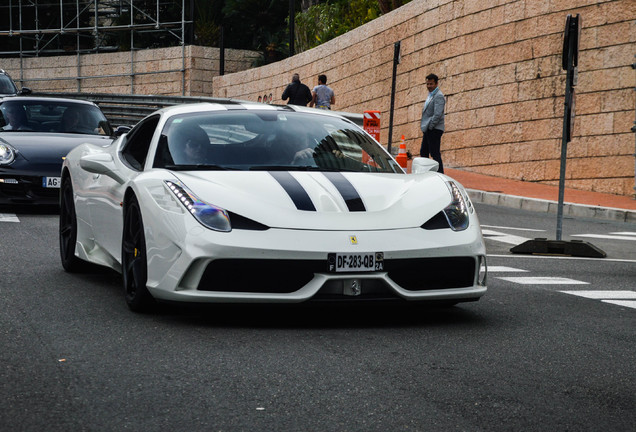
[556,13,580,241]
[510,14,606,258]
[387,41,400,154]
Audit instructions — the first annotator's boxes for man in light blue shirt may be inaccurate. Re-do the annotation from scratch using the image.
[310,74,335,110]
[420,73,445,173]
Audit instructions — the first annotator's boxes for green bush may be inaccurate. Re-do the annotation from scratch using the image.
[294,0,384,53]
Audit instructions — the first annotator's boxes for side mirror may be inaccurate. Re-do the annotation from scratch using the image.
[410,157,440,174]
[18,87,32,96]
[114,125,132,137]
[97,120,114,137]
[79,153,126,184]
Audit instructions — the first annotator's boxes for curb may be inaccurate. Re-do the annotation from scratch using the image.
[467,189,636,224]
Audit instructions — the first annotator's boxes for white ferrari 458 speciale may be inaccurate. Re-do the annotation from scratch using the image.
[60,101,487,312]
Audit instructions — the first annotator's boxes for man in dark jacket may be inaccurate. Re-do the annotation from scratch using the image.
[281,73,312,106]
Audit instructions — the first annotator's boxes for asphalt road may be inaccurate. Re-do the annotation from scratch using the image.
[1,204,634,431]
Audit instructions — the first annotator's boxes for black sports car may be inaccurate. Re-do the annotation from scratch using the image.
[0,96,113,205]
[0,69,31,97]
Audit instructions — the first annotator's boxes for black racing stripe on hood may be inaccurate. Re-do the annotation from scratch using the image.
[322,172,366,212]
[269,171,316,211]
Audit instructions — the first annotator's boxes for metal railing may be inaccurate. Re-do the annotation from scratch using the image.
[36,92,240,126]
[1,0,190,94]
[34,92,364,128]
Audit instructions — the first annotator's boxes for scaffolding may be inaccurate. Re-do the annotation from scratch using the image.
[0,0,192,94]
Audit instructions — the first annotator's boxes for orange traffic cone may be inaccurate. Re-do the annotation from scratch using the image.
[395,135,408,170]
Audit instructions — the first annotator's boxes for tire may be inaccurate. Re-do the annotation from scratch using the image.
[122,195,155,312]
[59,176,83,272]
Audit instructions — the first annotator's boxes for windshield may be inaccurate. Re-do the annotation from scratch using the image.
[0,100,112,135]
[0,75,18,96]
[153,110,403,173]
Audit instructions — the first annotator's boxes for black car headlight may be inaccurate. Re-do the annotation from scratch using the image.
[0,143,17,165]
[443,181,470,231]
[165,180,231,232]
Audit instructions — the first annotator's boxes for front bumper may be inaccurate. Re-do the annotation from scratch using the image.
[144,223,488,304]
[0,174,59,205]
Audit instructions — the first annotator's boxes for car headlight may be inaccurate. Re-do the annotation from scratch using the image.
[165,180,231,232]
[443,181,470,231]
[0,143,17,165]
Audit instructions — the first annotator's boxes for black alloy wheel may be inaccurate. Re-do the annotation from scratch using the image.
[122,195,155,312]
[59,176,82,272]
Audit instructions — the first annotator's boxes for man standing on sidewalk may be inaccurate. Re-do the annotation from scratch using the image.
[420,73,445,173]
[310,74,335,110]
[281,73,312,106]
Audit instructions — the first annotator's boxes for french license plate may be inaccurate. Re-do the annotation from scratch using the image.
[328,252,384,273]
[42,177,61,188]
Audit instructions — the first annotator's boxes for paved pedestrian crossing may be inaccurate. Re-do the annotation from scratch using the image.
[573,232,636,241]
[560,290,636,310]
[496,276,588,285]
[482,225,636,247]
[1,217,634,311]
[488,265,636,310]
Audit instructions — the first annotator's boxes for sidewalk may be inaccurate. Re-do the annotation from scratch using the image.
[445,168,636,224]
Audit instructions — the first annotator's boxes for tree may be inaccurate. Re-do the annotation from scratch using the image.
[221,0,293,63]
[378,0,407,14]
[293,0,385,53]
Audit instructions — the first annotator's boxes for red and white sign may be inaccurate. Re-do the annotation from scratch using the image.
[363,110,381,143]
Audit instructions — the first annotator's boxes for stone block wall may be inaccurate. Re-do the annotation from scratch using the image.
[213,0,636,197]
[3,45,259,96]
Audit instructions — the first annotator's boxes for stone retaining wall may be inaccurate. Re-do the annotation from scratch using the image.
[213,0,636,197]
[3,45,259,96]
[1,0,634,196]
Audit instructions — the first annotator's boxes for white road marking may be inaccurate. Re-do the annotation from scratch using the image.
[488,254,636,264]
[497,276,588,285]
[602,300,636,309]
[481,229,530,245]
[610,232,636,236]
[560,290,636,299]
[560,291,636,310]
[572,233,636,241]
[486,266,529,272]
[0,213,19,223]
[481,225,546,232]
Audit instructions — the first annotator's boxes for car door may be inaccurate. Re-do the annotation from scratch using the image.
[88,115,160,263]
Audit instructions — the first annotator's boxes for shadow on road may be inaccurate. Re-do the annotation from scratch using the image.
[61,263,490,329]
[0,204,59,215]
[154,301,488,329]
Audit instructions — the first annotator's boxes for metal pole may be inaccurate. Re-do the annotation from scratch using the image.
[220,25,225,76]
[557,20,576,241]
[130,0,135,94]
[59,0,63,34]
[76,0,81,92]
[289,0,295,57]
[181,0,186,96]
[387,41,400,154]
[18,0,24,83]
[94,0,98,52]
[189,0,195,44]
[632,55,636,199]
[35,0,40,54]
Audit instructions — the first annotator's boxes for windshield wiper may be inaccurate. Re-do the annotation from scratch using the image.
[250,165,310,171]
[249,165,361,172]
[164,163,233,171]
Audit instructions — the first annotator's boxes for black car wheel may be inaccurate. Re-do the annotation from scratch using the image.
[122,195,155,312]
[59,176,83,272]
